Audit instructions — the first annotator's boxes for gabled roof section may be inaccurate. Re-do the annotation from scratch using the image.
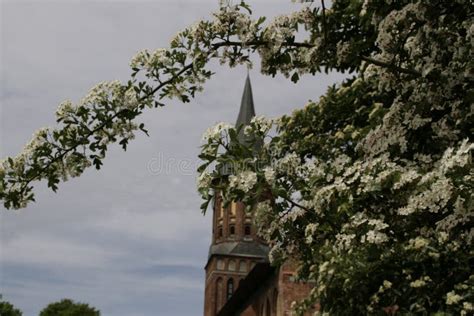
[217,262,275,316]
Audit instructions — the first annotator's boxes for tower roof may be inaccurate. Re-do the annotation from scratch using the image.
[235,74,256,143]
[208,241,269,261]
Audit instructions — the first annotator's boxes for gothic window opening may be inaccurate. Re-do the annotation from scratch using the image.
[227,278,234,301]
[215,277,224,313]
[231,202,237,217]
[229,225,235,236]
[218,226,223,238]
[239,260,247,272]
[265,298,271,316]
[244,225,251,236]
[219,204,224,219]
[228,260,236,271]
[272,289,279,315]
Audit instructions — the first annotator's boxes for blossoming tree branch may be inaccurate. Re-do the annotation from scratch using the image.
[2,0,474,314]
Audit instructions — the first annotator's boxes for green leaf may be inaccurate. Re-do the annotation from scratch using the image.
[291,72,299,83]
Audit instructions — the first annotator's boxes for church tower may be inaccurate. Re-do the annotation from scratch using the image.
[203,76,269,316]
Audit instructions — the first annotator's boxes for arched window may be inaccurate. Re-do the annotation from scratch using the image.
[239,260,247,273]
[229,225,235,236]
[216,197,224,219]
[272,289,279,315]
[217,259,225,270]
[265,298,271,316]
[215,277,223,313]
[227,278,234,301]
[217,226,223,238]
[231,202,237,216]
[219,204,224,219]
[244,225,251,235]
[228,260,236,271]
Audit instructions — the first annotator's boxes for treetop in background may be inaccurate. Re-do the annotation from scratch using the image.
[39,298,100,316]
[0,297,23,316]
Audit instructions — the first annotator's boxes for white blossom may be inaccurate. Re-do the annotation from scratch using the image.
[263,166,276,185]
[446,291,462,305]
[250,115,273,134]
[410,278,427,288]
[406,237,429,250]
[364,230,388,244]
[229,170,257,193]
[197,171,212,191]
[201,122,233,142]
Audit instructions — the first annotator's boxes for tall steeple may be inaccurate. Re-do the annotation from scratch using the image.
[234,74,262,150]
[203,75,269,316]
[235,74,256,133]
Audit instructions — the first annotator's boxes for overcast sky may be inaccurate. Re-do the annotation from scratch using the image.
[0,1,345,315]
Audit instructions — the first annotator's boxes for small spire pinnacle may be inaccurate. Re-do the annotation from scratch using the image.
[235,74,256,130]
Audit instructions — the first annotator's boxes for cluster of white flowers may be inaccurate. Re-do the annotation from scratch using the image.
[229,170,257,193]
[406,237,429,250]
[55,100,75,120]
[378,280,392,292]
[410,276,431,288]
[250,115,273,134]
[263,166,276,185]
[397,177,453,216]
[305,223,318,244]
[363,230,388,245]
[201,122,233,142]
[334,233,356,250]
[263,14,297,53]
[123,87,139,109]
[463,302,474,314]
[276,152,300,175]
[438,139,473,174]
[130,48,173,71]
[297,157,325,181]
[393,169,420,190]
[332,154,351,174]
[80,80,122,106]
[336,41,351,65]
[446,291,462,305]
[279,204,306,224]
[130,50,149,69]
[197,171,212,191]
[368,219,389,231]
[22,127,50,155]
[268,244,285,264]
[359,102,408,156]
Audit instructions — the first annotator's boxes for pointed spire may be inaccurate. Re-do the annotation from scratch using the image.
[220,75,258,175]
[235,74,256,142]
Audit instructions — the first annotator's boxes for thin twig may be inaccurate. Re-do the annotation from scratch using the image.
[212,40,420,77]
[360,55,421,77]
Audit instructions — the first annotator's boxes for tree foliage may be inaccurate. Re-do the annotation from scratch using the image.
[196,0,473,315]
[0,297,22,316]
[39,299,100,316]
[1,0,473,315]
